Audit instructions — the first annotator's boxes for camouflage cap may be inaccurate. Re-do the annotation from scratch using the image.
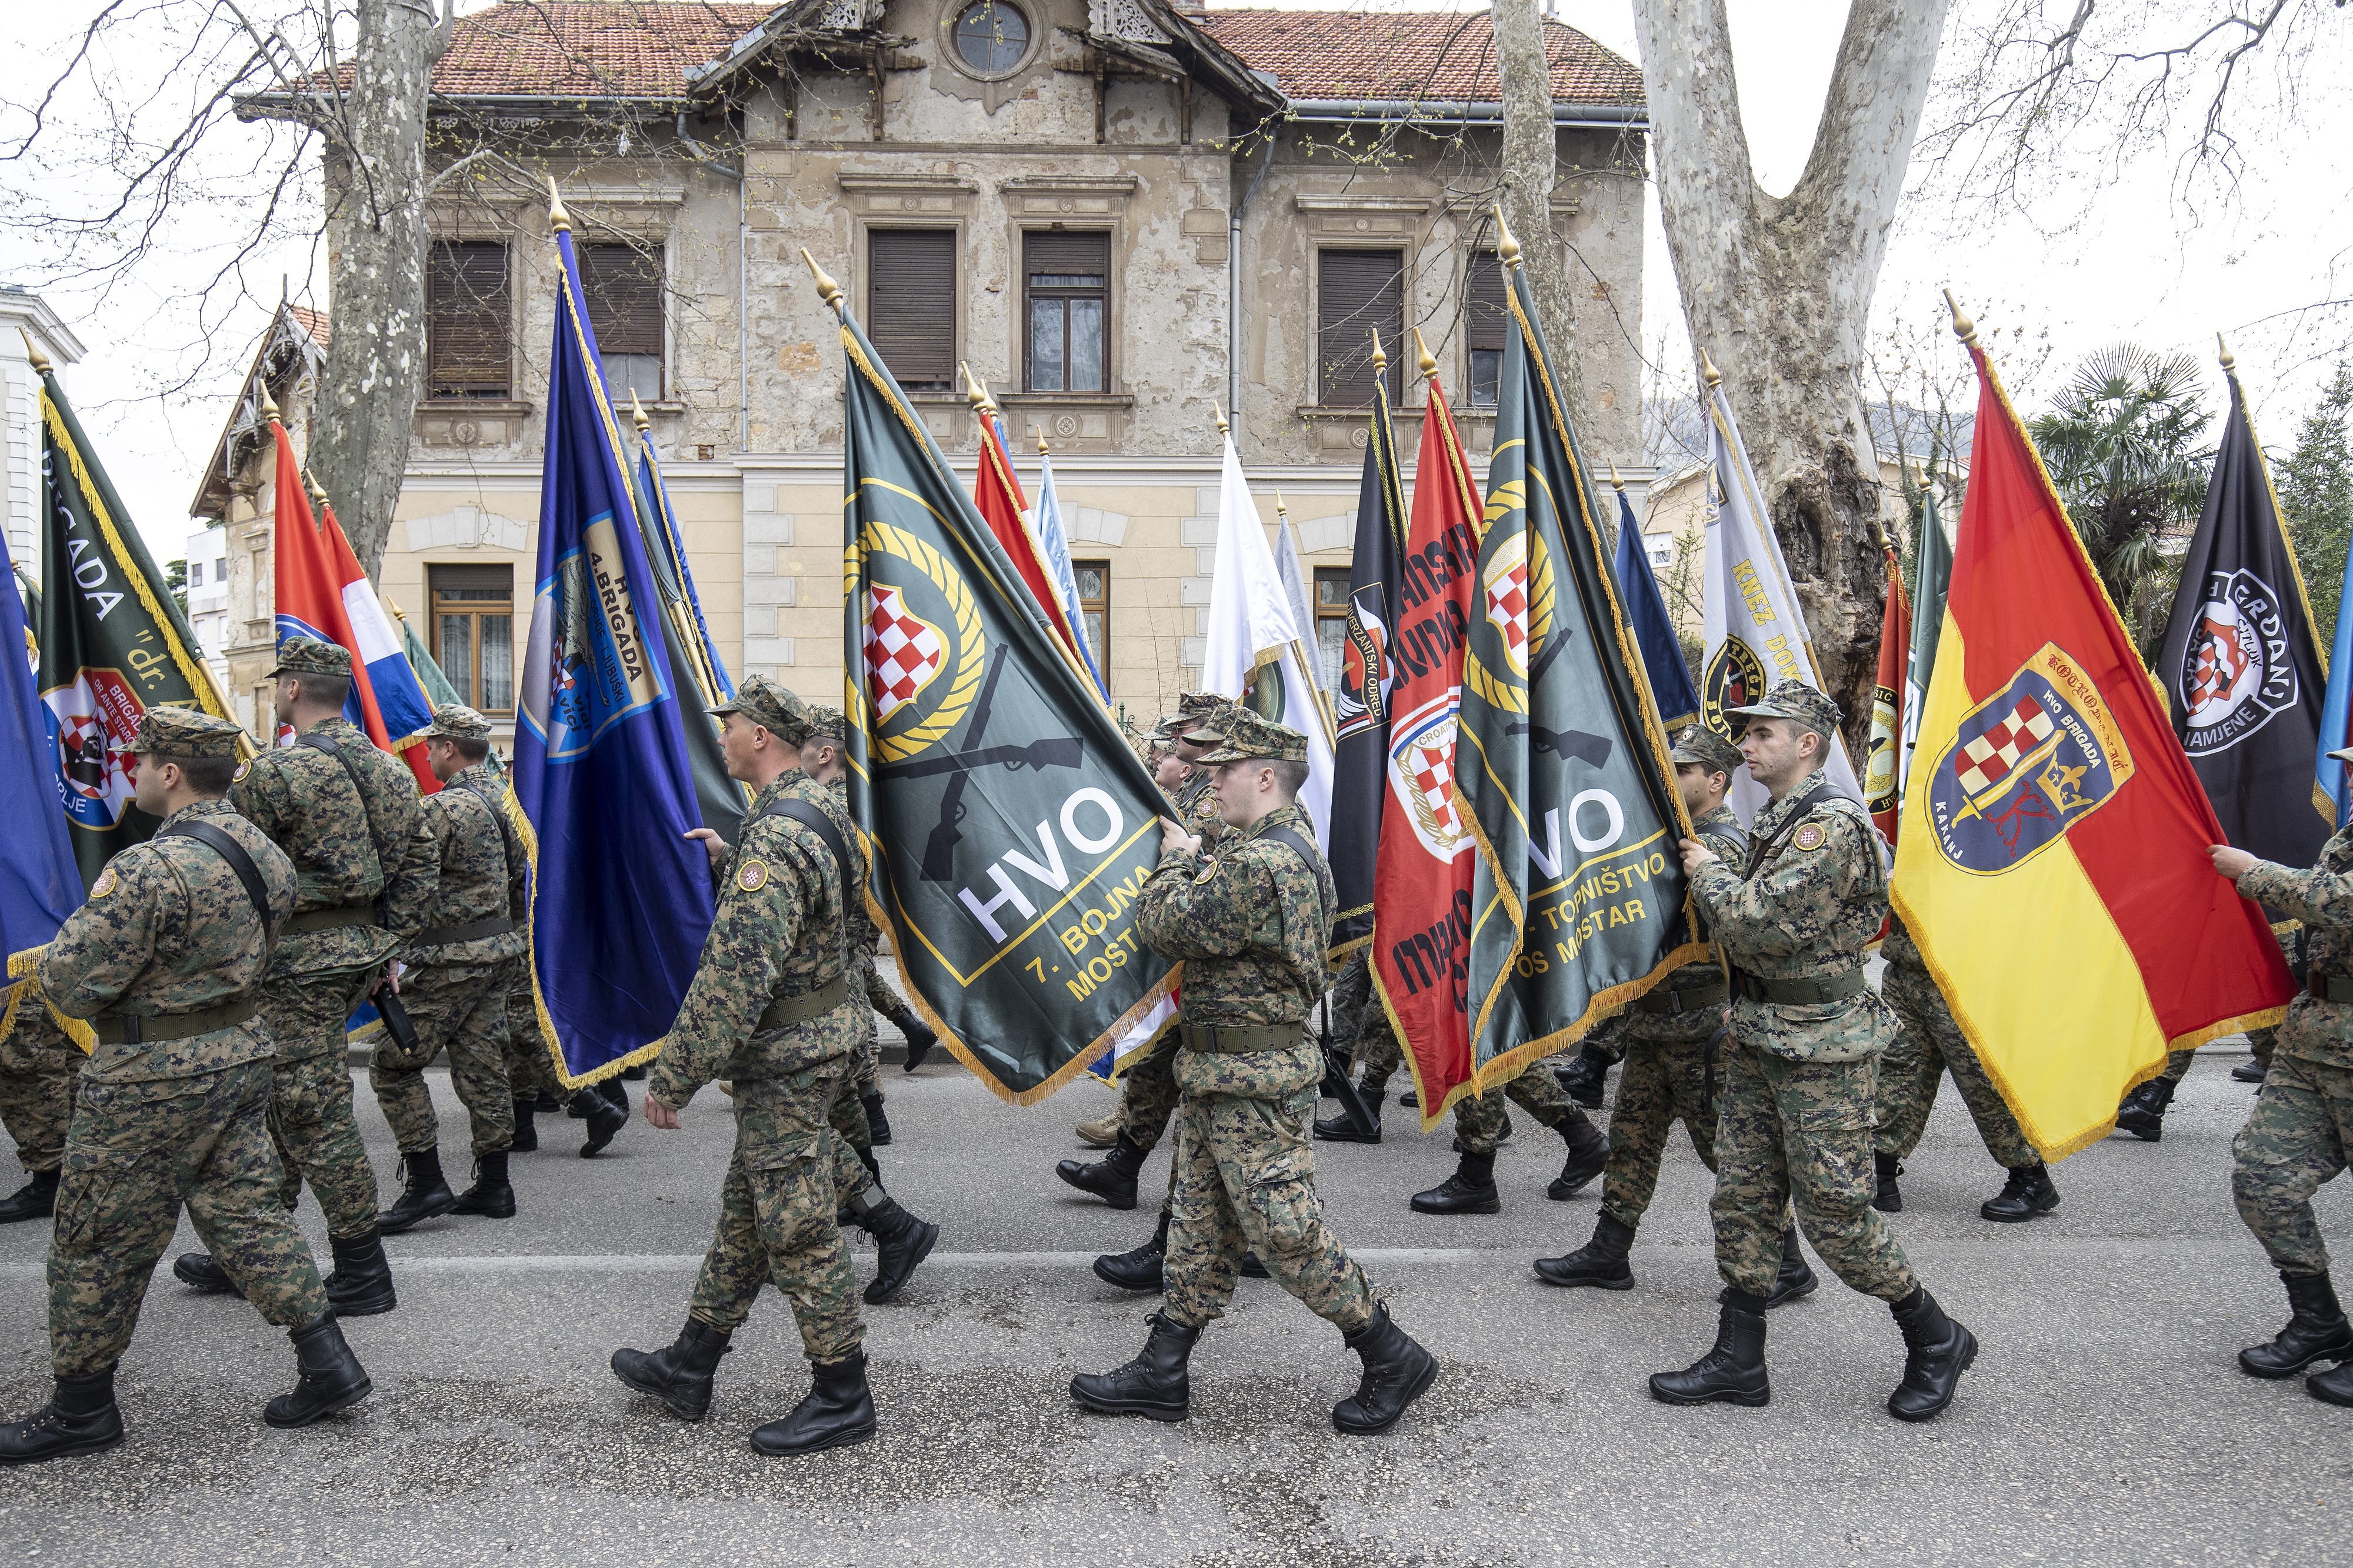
[269,636,351,678]
[422,702,493,740]
[805,703,849,743]
[1668,725,1744,776]
[1728,679,1842,736]
[1179,698,1247,750]
[135,706,245,759]
[1195,709,1309,765]
[708,673,811,745]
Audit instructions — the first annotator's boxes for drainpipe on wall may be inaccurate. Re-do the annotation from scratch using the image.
[1228,130,1276,449]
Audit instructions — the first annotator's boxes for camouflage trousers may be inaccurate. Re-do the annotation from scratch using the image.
[2231,1052,2351,1277]
[262,969,382,1240]
[1712,1043,1916,1302]
[368,959,515,1157]
[1601,1013,1722,1230]
[1454,1058,1597,1156]
[1328,950,1404,1093]
[0,1003,81,1175]
[848,951,882,1101]
[1875,961,2037,1170]
[500,968,583,1109]
[1114,1030,1184,1152]
[2162,1029,2278,1085]
[687,1057,864,1360]
[1164,1080,1377,1333]
[50,1060,329,1377]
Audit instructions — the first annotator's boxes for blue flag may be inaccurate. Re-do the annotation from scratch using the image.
[635,426,735,703]
[1609,485,1701,729]
[513,223,716,1086]
[1030,445,1106,697]
[1,522,79,984]
[2321,515,2353,828]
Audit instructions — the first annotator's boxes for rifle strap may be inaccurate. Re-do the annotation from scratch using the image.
[1742,779,1834,880]
[297,729,392,898]
[757,795,859,906]
[158,820,274,938]
[1254,822,1332,946]
[456,776,524,905]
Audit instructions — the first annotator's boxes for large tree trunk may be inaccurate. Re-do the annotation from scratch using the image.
[1632,0,1947,739]
[309,0,449,578]
[1491,0,1587,428]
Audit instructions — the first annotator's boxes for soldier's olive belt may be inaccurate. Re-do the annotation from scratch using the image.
[283,906,378,935]
[1732,968,1867,1005]
[2309,972,2353,1005]
[93,995,259,1046]
[1639,975,1731,1015]
[755,975,851,1033]
[414,916,514,947]
[1179,1021,1307,1053]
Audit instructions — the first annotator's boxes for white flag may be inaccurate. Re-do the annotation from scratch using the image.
[1272,509,1325,690]
[1204,433,1337,849]
[1700,385,1868,825]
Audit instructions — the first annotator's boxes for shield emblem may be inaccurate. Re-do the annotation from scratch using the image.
[865,582,948,721]
[1483,531,1531,679]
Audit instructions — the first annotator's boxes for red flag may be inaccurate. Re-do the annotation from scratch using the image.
[969,407,1082,662]
[1374,376,1484,1109]
[1866,538,1911,845]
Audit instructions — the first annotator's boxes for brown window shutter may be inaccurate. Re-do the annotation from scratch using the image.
[1466,250,1507,353]
[1024,230,1109,280]
[427,241,512,398]
[868,229,957,390]
[579,243,665,357]
[1319,249,1404,407]
[428,563,514,595]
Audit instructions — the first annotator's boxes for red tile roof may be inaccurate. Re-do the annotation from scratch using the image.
[1200,10,1642,105]
[286,303,330,347]
[429,2,768,99]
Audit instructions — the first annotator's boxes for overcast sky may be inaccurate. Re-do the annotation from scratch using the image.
[3,0,2346,564]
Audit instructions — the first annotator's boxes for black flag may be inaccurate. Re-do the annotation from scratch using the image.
[2155,352,2330,872]
[1325,366,1408,955]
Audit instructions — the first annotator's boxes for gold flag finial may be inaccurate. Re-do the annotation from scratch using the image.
[2217,332,2237,373]
[1609,461,1625,493]
[801,249,841,309]
[1035,423,1049,456]
[1945,289,1977,345]
[1214,400,1229,436]
[258,380,282,425]
[1493,205,1521,269]
[1413,328,1437,378]
[386,595,408,625]
[629,389,651,432]
[1274,488,1289,521]
[1699,347,1722,391]
[1371,330,1387,373]
[546,175,572,233]
[18,328,49,375]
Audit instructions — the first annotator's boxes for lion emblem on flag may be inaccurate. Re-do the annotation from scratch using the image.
[865,582,948,722]
[1927,642,2135,875]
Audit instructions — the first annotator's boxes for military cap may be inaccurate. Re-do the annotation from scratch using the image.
[422,702,493,740]
[1728,679,1842,737]
[708,673,811,745]
[1180,697,1247,749]
[134,707,245,759]
[1668,725,1744,776]
[806,703,849,742]
[1195,709,1309,765]
[269,636,352,678]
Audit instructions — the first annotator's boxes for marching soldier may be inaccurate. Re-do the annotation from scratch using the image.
[802,703,897,1146]
[1654,683,1974,1422]
[2210,784,2353,1408]
[0,1003,80,1223]
[373,705,524,1232]
[1071,711,1438,1434]
[1409,1055,1610,1215]
[1536,726,1814,1304]
[0,710,369,1463]
[610,679,934,1456]
[174,638,435,1316]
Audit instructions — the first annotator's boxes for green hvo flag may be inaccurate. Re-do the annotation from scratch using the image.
[34,361,241,889]
[826,271,1177,1103]
[1445,238,1707,1125]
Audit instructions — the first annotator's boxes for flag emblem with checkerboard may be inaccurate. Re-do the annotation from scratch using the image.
[1957,695,2054,795]
[865,582,947,720]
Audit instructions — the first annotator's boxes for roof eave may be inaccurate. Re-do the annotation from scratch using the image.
[1281,98,1646,128]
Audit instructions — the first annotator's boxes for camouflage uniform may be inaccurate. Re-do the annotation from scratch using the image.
[1874,916,2037,1170]
[1327,948,1404,1095]
[369,755,522,1157]
[827,776,884,1106]
[1451,1060,1591,1152]
[0,1000,80,1178]
[35,729,328,1378]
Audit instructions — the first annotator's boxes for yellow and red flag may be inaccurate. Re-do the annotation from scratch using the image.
[1891,316,2294,1159]
[1866,535,1911,846]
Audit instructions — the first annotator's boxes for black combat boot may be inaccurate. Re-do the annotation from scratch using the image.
[888,1003,939,1072]
[509,1100,539,1153]
[264,1316,373,1428]
[1412,1150,1501,1215]
[452,1151,516,1219]
[2232,1056,2269,1084]
[322,1226,397,1317]
[1094,1209,1171,1292]
[1765,1225,1817,1308]
[852,1192,939,1305]
[861,1091,893,1148]
[1887,1285,1976,1421]
[1055,1133,1146,1210]
[172,1250,240,1295]
[1314,1099,1382,1143]
[751,1352,877,1455]
[1872,1152,1904,1212]
[2311,1359,2353,1406]
[612,1318,732,1420]
[2114,1077,2174,1141]
[1547,1112,1609,1200]
[1333,1304,1440,1434]
[2239,1270,2353,1377]
[1398,1087,1419,1109]
[1554,1043,1610,1110]
[1980,1162,2060,1223]
[378,1146,457,1235]
[1239,1250,1269,1279]
[1651,1289,1771,1406]
[1534,1213,1637,1290]
[0,1370,124,1464]
[0,1168,59,1224]
[581,1088,628,1158]
[1071,1311,1198,1421]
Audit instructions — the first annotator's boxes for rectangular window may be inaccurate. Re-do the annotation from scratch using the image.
[188,561,204,587]
[579,242,665,403]
[215,556,228,581]
[1314,567,1353,690]
[426,241,512,399]
[1466,249,1507,408]
[1073,558,1109,661]
[866,229,956,391]
[1025,231,1109,393]
[1318,249,1404,408]
[429,563,515,715]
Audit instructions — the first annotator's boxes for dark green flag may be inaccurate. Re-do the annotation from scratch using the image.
[829,281,1177,1103]
[34,365,239,889]
[1449,245,1706,1116]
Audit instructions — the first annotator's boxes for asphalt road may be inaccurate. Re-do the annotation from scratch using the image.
[0,1043,2344,1566]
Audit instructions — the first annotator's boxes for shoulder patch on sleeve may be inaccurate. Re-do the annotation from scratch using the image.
[1791,823,1828,852]
[89,867,117,899]
[736,858,771,892]
[233,759,252,782]
[1194,857,1219,885]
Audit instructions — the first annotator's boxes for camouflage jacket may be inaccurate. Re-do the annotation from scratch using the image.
[829,777,881,963]
[230,715,436,976]
[651,771,864,1107]
[1691,783,1891,1063]
[37,798,296,1083]
[2240,826,2353,1069]
[404,761,525,969]
[1174,768,1228,845]
[1881,911,1927,973]
[1661,802,1747,992]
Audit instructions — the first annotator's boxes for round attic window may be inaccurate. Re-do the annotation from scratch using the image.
[948,0,1032,79]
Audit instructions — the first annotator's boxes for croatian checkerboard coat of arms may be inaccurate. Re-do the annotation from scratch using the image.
[1925,641,2136,874]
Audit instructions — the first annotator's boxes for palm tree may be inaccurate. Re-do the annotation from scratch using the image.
[2029,345,2214,657]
